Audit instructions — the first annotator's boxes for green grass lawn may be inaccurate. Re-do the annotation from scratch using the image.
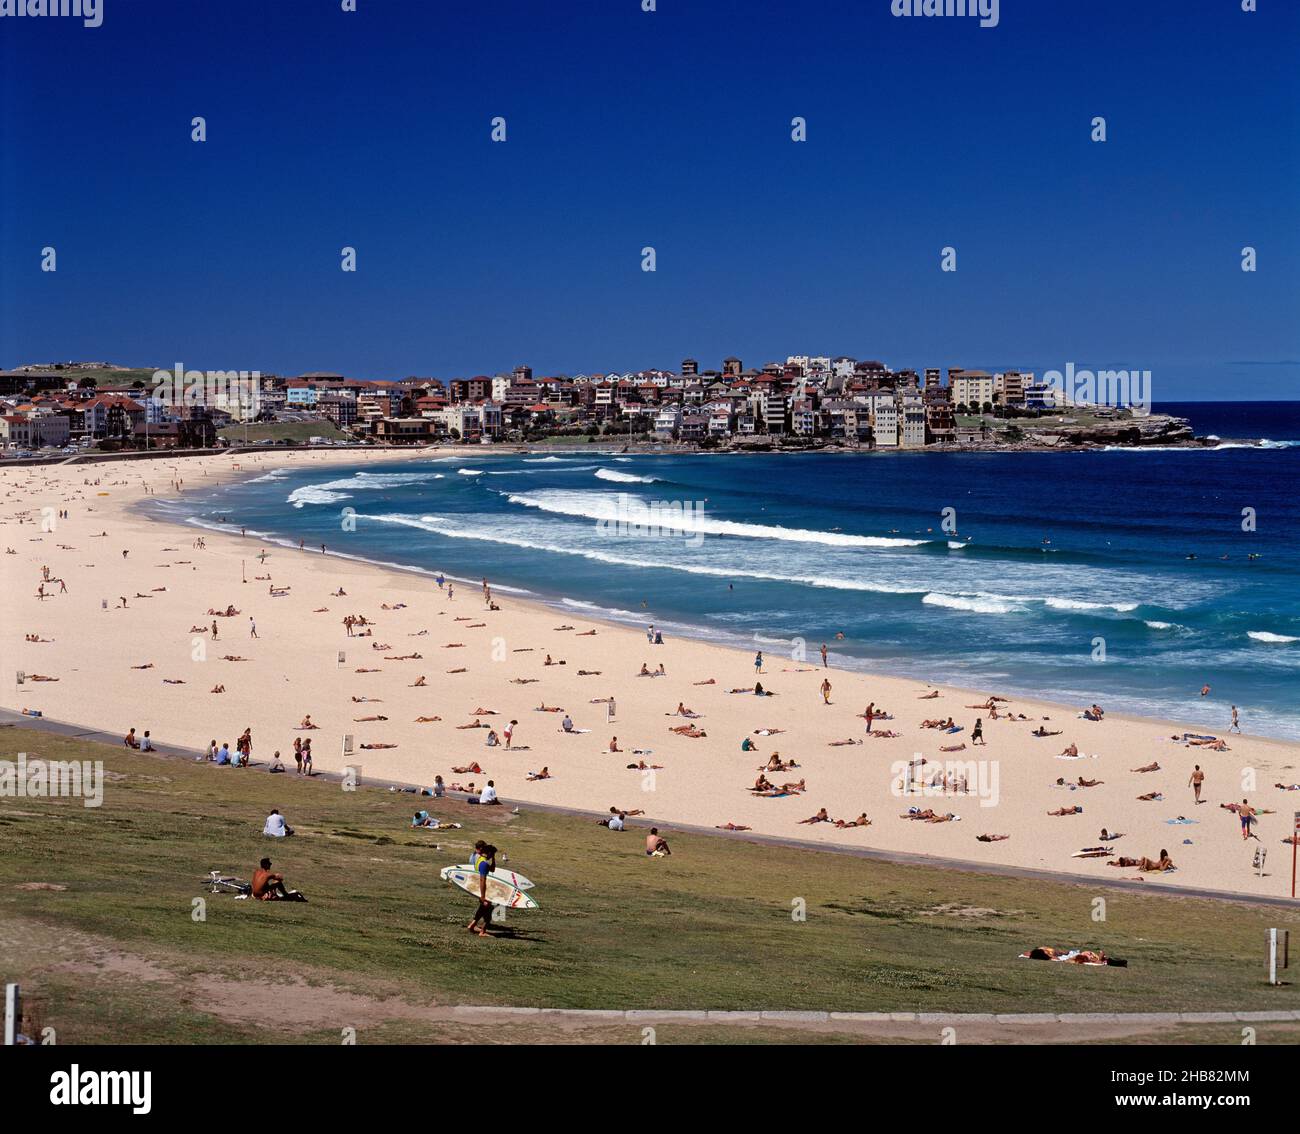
[1,726,1296,1044]
[217,420,350,444]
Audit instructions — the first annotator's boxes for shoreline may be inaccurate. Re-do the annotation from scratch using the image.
[2,448,1298,900]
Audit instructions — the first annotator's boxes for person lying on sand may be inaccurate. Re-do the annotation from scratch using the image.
[626,761,664,770]
[918,689,940,699]
[446,667,468,674]
[1132,761,1160,773]
[753,728,785,736]
[131,663,154,670]
[577,629,596,636]
[716,822,752,831]
[940,743,967,752]
[27,675,58,681]
[163,678,185,684]
[414,715,442,723]
[1048,806,1083,816]
[762,754,799,771]
[799,809,831,824]
[577,670,602,676]
[833,814,871,828]
[669,724,707,738]
[511,677,539,684]
[829,737,863,746]
[536,703,563,712]
[1137,792,1163,801]
[451,762,484,775]
[456,721,486,729]
[1076,777,1103,787]
[352,696,382,703]
[693,679,716,686]
[353,715,388,722]
[1108,851,1175,872]
[360,743,397,749]
[977,834,1010,842]
[868,729,900,738]
[526,767,551,781]
[1032,726,1062,737]
[921,717,956,729]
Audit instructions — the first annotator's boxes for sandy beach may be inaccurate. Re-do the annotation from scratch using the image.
[2,448,1297,899]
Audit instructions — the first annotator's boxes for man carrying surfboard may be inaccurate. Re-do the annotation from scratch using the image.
[467,841,498,937]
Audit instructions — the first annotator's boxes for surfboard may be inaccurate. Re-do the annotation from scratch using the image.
[445,863,534,890]
[440,865,538,909]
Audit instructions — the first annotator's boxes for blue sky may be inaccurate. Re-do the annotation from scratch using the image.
[2,0,1297,398]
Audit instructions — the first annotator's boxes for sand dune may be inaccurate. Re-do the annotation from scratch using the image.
[2,448,1296,898]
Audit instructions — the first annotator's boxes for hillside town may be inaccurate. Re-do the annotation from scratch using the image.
[0,355,1191,454]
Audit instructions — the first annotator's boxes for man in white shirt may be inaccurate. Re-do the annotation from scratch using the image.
[479,781,498,806]
[608,811,625,831]
[263,809,292,837]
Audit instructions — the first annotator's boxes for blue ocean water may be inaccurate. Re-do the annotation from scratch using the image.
[147,402,1300,739]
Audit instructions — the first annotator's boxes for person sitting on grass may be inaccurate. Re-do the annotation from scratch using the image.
[262,808,293,837]
[251,857,307,901]
[645,828,671,856]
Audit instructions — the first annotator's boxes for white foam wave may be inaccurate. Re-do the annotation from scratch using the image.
[457,468,484,476]
[1044,597,1139,613]
[1248,631,1299,644]
[594,468,659,484]
[922,592,1023,615]
[505,490,929,548]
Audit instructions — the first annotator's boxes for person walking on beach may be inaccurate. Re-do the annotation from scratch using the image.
[301,739,313,776]
[754,650,763,675]
[1239,799,1257,841]
[1189,765,1205,804]
[864,702,875,733]
[820,643,828,668]
[249,616,258,639]
[820,677,832,705]
[211,620,218,640]
[647,624,655,644]
[435,572,445,589]
[972,718,985,746]
[1230,705,1241,733]
[503,719,517,749]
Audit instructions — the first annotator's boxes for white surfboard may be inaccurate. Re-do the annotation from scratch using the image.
[440,865,538,909]
[444,863,534,890]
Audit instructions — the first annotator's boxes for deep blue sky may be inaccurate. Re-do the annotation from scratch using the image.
[2,0,1297,398]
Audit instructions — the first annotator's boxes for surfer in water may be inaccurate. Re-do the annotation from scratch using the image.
[467,841,498,937]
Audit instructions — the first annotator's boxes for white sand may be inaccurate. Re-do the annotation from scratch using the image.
[2,448,1297,898]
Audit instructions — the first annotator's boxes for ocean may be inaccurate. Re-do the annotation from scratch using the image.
[145,401,1300,739]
